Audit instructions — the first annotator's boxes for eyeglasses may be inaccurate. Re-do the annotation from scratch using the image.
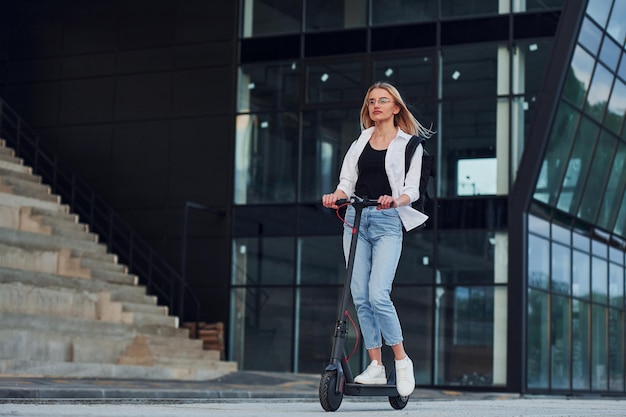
[367,97,393,106]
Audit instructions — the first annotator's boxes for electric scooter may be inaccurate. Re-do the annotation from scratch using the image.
[318,196,410,412]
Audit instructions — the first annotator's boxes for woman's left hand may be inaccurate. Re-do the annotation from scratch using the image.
[377,195,397,210]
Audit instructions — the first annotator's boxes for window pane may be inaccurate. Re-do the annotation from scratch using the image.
[232,237,295,285]
[599,37,621,71]
[552,242,571,294]
[529,213,550,237]
[529,234,550,289]
[598,142,626,231]
[591,305,608,390]
[241,0,302,38]
[607,0,626,45]
[592,256,608,304]
[442,44,498,98]
[373,54,436,100]
[608,309,624,391]
[614,191,626,237]
[371,0,437,26]
[437,231,495,285]
[578,17,603,56]
[441,0,498,18]
[609,262,624,308]
[583,63,613,121]
[441,99,497,197]
[238,62,300,112]
[572,299,590,389]
[563,46,595,108]
[230,287,294,371]
[551,294,571,390]
[552,223,571,245]
[297,287,361,373]
[301,108,359,202]
[586,0,612,27]
[395,286,434,385]
[305,0,366,31]
[527,288,549,389]
[577,131,617,223]
[521,0,564,11]
[605,78,626,134]
[573,249,591,299]
[435,286,496,386]
[234,112,299,204]
[556,116,599,214]
[299,236,344,285]
[396,231,434,285]
[533,102,579,205]
[306,62,363,104]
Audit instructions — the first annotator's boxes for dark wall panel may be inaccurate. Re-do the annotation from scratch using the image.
[55,124,113,193]
[172,68,231,117]
[60,78,115,124]
[114,73,173,120]
[110,120,170,208]
[0,0,238,325]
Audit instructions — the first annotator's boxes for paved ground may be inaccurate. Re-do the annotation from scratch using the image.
[0,371,510,400]
[0,372,625,416]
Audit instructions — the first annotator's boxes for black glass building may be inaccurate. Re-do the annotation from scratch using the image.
[231,0,626,395]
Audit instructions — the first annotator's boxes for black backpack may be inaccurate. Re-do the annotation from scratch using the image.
[405,135,435,216]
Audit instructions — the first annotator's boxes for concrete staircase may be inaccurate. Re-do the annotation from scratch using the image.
[0,138,237,380]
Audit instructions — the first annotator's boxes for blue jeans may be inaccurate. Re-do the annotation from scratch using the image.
[343,205,404,350]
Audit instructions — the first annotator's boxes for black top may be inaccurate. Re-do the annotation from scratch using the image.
[355,142,392,199]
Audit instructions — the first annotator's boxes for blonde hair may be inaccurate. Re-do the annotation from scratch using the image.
[359,82,434,138]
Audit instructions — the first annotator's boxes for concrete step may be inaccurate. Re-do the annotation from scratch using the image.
[0,328,131,364]
[90,268,138,286]
[0,177,59,203]
[0,359,236,381]
[0,227,108,260]
[0,282,99,321]
[0,159,30,175]
[0,166,41,183]
[0,153,21,164]
[0,310,188,340]
[0,266,154,306]
[121,301,168,316]
[0,190,66,214]
[28,206,79,224]
[0,242,91,279]
[0,175,51,197]
[116,334,234,371]
[0,143,13,156]
[79,257,128,274]
[124,311,178,328]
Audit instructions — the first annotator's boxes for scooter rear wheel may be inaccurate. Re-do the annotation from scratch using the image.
[388,394,409,410]
[319,370,343,411]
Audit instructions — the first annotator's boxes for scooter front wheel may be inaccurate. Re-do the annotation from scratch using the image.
[388,394,409,410]
[319,370,343,411]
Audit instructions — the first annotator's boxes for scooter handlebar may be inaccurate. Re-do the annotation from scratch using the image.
[335,197,384,207]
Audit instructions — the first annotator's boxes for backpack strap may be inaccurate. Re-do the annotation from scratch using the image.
[405,135,426,174]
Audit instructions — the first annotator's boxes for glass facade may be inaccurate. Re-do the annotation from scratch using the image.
[528,0,626,394]
[230,0,626,395]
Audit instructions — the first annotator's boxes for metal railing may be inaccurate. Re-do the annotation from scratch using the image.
[0,98,201,329]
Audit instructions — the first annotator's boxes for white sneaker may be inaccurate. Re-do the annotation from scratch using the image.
[354,360,387,384]
[395,357,415,396]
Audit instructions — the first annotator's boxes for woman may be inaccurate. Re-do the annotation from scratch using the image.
[321,82,433,397]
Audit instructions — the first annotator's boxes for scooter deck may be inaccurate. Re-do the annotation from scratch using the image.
[344,383,402,397]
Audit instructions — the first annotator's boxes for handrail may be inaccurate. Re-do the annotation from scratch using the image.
[0,98,201,329]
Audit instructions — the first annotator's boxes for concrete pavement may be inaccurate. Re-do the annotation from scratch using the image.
[1,372,625,417]
[0,371,509,400]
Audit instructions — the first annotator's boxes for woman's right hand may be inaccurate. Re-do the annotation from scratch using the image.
[322,191,347,209]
